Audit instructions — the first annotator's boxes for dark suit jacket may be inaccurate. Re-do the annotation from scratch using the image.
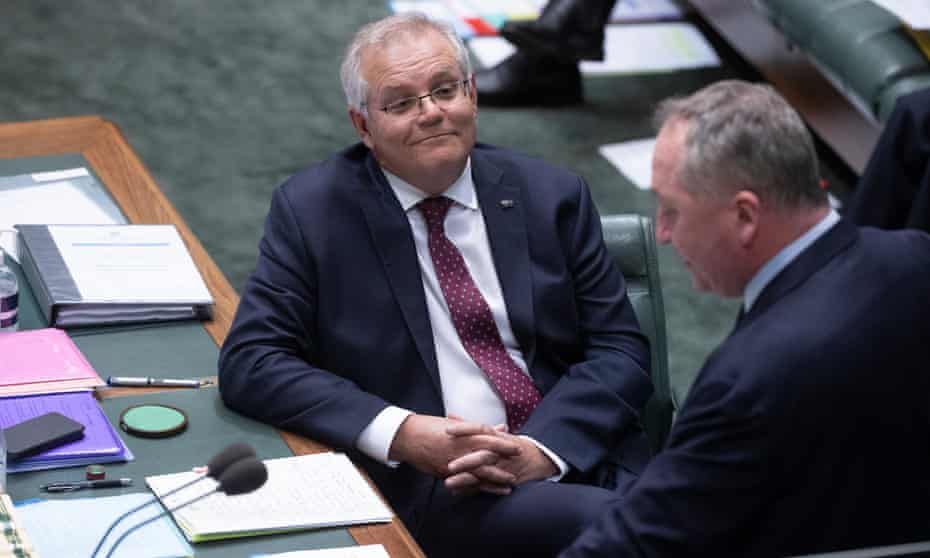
[563,220,930,557]
[847,88,930,233]
[219,142,652,531]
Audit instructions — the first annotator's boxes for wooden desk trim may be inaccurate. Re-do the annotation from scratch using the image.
[688,0,880,175]
[0,116,424,558]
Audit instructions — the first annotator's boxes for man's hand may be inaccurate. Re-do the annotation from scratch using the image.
[388,414,522,481]
[443,422,559,495]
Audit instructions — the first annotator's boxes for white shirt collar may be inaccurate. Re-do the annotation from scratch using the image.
[743,209,841,312]
[383,158,477,212]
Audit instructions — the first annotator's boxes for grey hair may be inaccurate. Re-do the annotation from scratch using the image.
[654,80,826,210]
[340,13,472,115]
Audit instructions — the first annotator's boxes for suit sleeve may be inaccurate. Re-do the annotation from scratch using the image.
[560,356,776,557]
[522,177,653,474]
[218,186,389,449]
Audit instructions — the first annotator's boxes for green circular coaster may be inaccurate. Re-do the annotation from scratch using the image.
[119,404,188,438]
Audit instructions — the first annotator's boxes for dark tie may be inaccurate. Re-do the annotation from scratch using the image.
[418,196,541,432]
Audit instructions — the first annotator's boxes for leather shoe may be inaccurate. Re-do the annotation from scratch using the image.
[500,0,616,62]
[475,51,582,106]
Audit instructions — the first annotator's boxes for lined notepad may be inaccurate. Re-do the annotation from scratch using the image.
[146,453,394,543]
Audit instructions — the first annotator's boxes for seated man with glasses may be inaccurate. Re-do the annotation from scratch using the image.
[219,12,651,557]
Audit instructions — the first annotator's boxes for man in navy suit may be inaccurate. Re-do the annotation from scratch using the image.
[562,80,930,557]
[219,13,652,557]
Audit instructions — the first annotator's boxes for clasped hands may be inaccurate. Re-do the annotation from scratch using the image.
[389,414,558,496]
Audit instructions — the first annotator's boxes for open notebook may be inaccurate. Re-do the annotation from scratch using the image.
[145,452,393,543]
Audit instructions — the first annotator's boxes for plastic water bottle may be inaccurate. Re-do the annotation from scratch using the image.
[0,246,18,333]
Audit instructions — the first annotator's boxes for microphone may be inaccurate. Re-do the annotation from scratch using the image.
[89,443,257,558]
[102,457,268,558]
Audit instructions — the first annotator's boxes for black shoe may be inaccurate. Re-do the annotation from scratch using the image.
[499,0,617,62]
[475,51,582,107]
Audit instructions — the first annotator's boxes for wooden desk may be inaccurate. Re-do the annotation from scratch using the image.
[0,115,424,558]
[688,0,880,175]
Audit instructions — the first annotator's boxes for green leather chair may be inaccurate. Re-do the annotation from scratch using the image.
[601,214,673,452]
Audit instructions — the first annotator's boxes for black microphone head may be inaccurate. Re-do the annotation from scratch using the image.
[206,443,256,479]
[216,457,267,495]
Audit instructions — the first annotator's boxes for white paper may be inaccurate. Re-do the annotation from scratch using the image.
[15,493,193,558]
[48,224,211,303]
[470,23,719,73]
[582,23,720,74]
[468,36,517,68]
[255,545,390,558]
[146,453,393,540]
[599,137,657,191]
[0,169,124,261]
[32,167,90,182]
[610,0,683,22]
[870,0,930,29]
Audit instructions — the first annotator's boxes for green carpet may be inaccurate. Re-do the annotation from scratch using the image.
[0,1,854,406]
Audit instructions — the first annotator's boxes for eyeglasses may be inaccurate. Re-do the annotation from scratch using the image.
[371,79,471,117]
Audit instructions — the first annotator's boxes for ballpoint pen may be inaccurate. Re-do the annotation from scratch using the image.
[106,376,212,388]
[40,478,133,493]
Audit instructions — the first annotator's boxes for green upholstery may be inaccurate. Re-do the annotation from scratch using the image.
[601,214,673,452]
[755,0,930,122]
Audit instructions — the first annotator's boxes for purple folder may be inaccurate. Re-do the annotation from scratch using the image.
[0,390,133,472]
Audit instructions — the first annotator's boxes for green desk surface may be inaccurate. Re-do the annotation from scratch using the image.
[7,390,355,557]
[2,154,357,556]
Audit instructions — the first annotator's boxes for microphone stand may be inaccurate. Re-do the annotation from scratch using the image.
[100,487,221,558]
[88,473,209,558]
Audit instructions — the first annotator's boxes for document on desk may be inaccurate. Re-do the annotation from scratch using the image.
[0,167,125,262]
[14,493,193,558]
[145,452,394,543]
[0,327,104,396]
[16,224,213,327]
[253,545,389,558]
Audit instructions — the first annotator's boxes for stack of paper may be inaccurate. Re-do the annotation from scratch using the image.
[0,390,133,472]
[146,453,393,543]
[0,328,104,396]
[13,493,193,558]
[0,494,38,558]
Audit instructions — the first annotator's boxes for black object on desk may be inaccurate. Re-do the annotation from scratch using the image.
[4,411,85,461]
[41,478,132,493]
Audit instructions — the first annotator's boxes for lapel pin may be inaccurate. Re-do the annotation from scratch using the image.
[499,199,515,209]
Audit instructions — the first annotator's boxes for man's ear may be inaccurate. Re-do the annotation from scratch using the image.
[733,189,761,247]
[348,108,375,150]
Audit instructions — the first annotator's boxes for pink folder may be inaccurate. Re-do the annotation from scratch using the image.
[0,328,104,395]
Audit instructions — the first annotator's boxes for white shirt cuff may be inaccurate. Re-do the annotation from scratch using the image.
[520,435,569,481]
[356,406,413,467]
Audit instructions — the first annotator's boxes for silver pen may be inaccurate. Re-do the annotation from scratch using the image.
[106,376,210,388]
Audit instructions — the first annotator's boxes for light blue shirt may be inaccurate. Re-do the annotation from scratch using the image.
[743,209,841,312]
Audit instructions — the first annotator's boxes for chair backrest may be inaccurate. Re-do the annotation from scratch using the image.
[601,214,673,452]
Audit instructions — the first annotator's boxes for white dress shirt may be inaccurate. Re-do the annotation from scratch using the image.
[355,160,568,478]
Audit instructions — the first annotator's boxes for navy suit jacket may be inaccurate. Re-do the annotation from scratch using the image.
[563,220,930,557]
[219,143,652,530]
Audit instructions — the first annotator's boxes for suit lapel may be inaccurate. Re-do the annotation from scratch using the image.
[357,155,442,398]
[743,219,858,326]
[471,151,537,366]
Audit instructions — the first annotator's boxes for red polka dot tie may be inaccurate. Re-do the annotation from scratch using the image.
[418,196,542,432]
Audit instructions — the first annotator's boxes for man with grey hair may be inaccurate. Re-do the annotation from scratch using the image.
[561,80,930,557]
[219,12,653,557]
